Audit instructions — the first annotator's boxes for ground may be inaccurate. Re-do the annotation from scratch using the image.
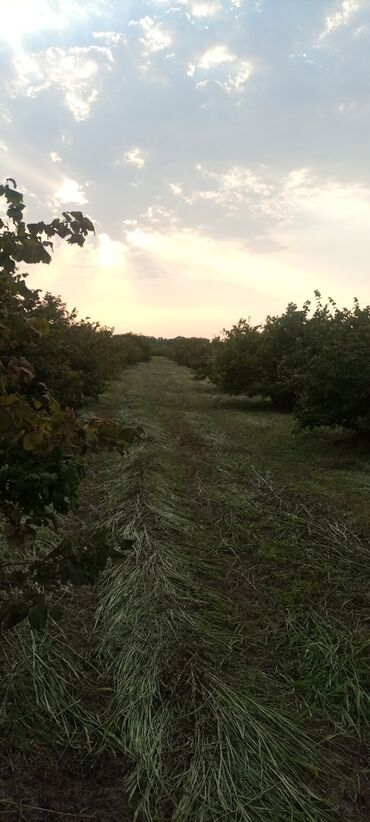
[0,357,369,820]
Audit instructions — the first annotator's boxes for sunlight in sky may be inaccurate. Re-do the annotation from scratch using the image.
[97,233,127,268]
[1,0,370,335]
[1,2,66,48]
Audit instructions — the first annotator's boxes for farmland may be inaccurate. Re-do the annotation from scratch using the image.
[2,0,370,817]
[1,355,368,820]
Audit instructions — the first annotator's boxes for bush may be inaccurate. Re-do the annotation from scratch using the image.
[210,321,263,395]
[166,337,213,379]
[0,179,147,628]
[0,180,144,547]
[259,302,310,410]
[167,292,370,435]
[294,296,370,432]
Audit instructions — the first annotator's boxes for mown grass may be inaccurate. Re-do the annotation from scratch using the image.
[195,383,370,532]
[1,358,369,820]
[94,426,333,821]
[178,402,370,739]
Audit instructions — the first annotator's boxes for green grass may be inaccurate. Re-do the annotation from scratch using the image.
[1,357,369,820]
[198,385,370,531]
[94,426,334,821]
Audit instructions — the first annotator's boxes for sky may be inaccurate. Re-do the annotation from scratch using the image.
[1,0,370,337]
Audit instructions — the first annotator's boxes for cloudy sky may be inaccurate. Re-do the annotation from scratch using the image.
[1,0,370,336]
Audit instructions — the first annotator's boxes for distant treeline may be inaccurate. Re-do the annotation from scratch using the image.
[153,293,370,434]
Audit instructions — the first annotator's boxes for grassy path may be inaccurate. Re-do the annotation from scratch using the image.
[1,357,369,820]
[96,357,369,820]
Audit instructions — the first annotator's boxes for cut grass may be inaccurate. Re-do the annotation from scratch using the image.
[94,399,336,820]
[181,409,370,742]
[1,358,369,820]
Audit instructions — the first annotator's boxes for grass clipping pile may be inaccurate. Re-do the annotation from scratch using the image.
[95,418,333,821]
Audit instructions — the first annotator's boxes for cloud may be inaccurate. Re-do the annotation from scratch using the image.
[150,0,222,17]
[93,30,126,45]
[2,0,370,335]
[97,232,128,267]
[169,182,183,194]
[320,1,360,38]
[192,45,253,93]
[54,178,88,204]
[129,16,172,53]
[0,1,111,49]
[222,60,253,92]
[199,45,237,68]
[181,1,222,16]
[12,45,113,120]
[121,148,149,169]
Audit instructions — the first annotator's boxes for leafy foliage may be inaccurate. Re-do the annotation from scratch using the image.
[0,179,147,624]
[211,320,263,396]
[294,295,370,431]
[0,530,135,632]
[166,292,370,433]
[161,336,213,380]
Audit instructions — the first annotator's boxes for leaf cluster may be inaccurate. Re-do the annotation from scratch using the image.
[0,180,147,567]
[0,530,135,632]
[167,293,370,433]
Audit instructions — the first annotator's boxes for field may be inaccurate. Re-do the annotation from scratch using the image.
[1,356,369,821]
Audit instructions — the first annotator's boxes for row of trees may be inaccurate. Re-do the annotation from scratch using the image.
[166,294,370,434]
[0,181,149,628]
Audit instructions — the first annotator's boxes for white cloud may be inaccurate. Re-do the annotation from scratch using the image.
[320,0,360,38]
[199,45,237,68]
[169,182,183,194]
[97,232,127,267]
[54,178,87,205]
[12,46,112,120]
[190,164,274,215]
[140,204,179,228]
[192,44,253,92]
[184,1,222,16]
[50,151,62,163]
[0,142,8,152]
[93,30,126,45]
[129,16,171,53]
[222,59,253,92]
[121,147,148,169]
[1,1,110,49]
[186,163,370,235]
[153,0,222,16]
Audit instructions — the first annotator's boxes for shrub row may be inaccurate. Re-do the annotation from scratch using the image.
[167,294,370,434]
[0,180,148,551]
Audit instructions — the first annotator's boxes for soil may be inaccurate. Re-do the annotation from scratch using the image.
[0,749,131,821]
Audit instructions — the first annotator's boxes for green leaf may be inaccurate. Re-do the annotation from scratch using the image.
[29,318,50,337]
[23,431,44,451]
